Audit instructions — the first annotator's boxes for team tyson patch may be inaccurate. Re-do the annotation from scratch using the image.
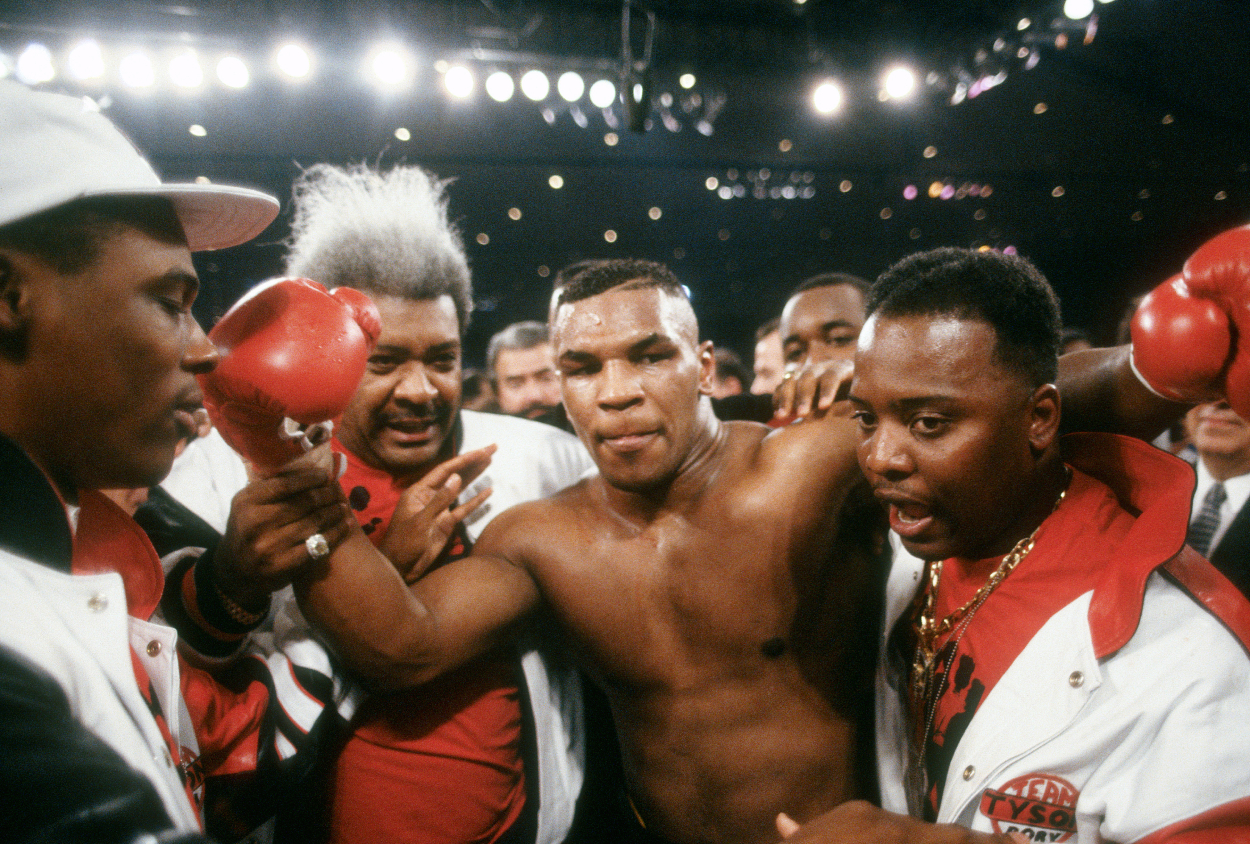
[979,773,1078,842]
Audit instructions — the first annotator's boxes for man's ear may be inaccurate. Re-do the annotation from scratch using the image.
[1028,383,1061,452]
[0,251,32,358]
[697,340,716,396]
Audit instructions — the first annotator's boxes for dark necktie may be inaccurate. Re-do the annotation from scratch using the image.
[1188,481,1227,557]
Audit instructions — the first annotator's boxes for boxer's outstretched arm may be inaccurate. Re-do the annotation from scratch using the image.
[1061,223,1250,439]
[293,528,540,691]
[1056,344,1188,440]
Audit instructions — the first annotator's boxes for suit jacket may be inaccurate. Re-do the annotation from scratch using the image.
[1209,496,1250,599]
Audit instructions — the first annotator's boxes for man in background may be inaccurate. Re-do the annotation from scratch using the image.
[750,317,785,395]
[487,320,570,430]
[711,347,752,398]
[779,273,871,369]
[1185,399,1250,597]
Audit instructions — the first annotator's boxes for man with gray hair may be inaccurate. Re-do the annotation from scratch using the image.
[487,320,565,425]
[163,162,593,844]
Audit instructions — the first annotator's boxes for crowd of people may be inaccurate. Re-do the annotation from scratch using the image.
[4,78,1250,844]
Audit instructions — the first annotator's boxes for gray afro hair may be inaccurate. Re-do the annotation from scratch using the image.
[284,162,473,333]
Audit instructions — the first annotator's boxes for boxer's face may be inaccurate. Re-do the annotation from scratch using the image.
[850,313,1055,562]
[553,284,714,493]
[337,294,462,478]
[0,224,215,497]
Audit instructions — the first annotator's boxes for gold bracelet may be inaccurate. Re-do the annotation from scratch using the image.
[211,575,266,626]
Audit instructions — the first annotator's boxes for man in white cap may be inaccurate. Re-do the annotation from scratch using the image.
[0,82,346,843]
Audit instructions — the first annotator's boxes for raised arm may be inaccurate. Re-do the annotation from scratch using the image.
[763,358,864,504]
[1060,223,1250,439]
[1055,344,1187,439]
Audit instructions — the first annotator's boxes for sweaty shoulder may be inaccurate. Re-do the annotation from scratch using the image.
[471,475,599,571]
[746,408,860,491]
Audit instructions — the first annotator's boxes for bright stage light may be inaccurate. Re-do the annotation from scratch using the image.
[67,39,104,81]
[883,66,917,100]
[589,79,616,108]
[486,71,514,101]
[557,71,584,102]
[16,43,55,85]
[217,55,249,88]
[812,80,843,115]
[520,69,549,100]
[679,73,696,89]
[444,65,473,97]
[169,50,203,89]
[369,45,414,89]
[275,43,311,79]
[1064,0,1095,18]
[119,50,155,88]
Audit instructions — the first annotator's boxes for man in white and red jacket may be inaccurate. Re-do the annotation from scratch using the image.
[0,82,339,843]
[779,244,1250,843]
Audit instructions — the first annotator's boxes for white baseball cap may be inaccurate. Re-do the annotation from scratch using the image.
[0,81,279,251]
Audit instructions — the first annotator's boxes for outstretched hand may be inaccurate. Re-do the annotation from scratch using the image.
[214,442,354,609]
[380,444,497,583]
[775,802,1027,844]
[772,359,855,424]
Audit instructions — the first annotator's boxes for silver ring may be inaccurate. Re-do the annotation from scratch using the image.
[305,533,330,561]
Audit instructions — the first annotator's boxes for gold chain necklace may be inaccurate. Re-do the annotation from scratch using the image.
[908,479,1069,733]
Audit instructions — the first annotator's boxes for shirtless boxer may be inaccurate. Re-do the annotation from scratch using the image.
[292,256,1197,844]
[299,259,874,844]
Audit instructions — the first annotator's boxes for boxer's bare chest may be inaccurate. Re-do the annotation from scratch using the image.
[537,470,867,695]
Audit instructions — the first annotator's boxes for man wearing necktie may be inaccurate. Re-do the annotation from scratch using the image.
[1186,400,1250,595]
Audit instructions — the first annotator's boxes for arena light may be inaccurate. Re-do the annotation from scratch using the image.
[169,49,203,89]
[67,39,104,81]
[485,70,514,102]
[588,78,616,108]
[16,43,55,85]
[275,42,312,79]
[217,55,250,88]
[812,80,843,115]
[557,71,584,102]
[369,44,413,89]
[883,65,917,100]
[520,69,549,100]
[119,49,155,88]
[444,65,473,98]
[1064,0,1095,18]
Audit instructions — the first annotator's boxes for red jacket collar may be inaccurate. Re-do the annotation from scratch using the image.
[1063,432,1250,657]
[0,433,164,620]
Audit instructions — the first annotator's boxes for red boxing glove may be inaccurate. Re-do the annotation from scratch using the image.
[199,277,381,470]
[1182,224,1250,418]
[1130,274,1230,403]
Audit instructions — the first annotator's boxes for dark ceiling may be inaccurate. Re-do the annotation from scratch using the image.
[3,0,1249,364]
